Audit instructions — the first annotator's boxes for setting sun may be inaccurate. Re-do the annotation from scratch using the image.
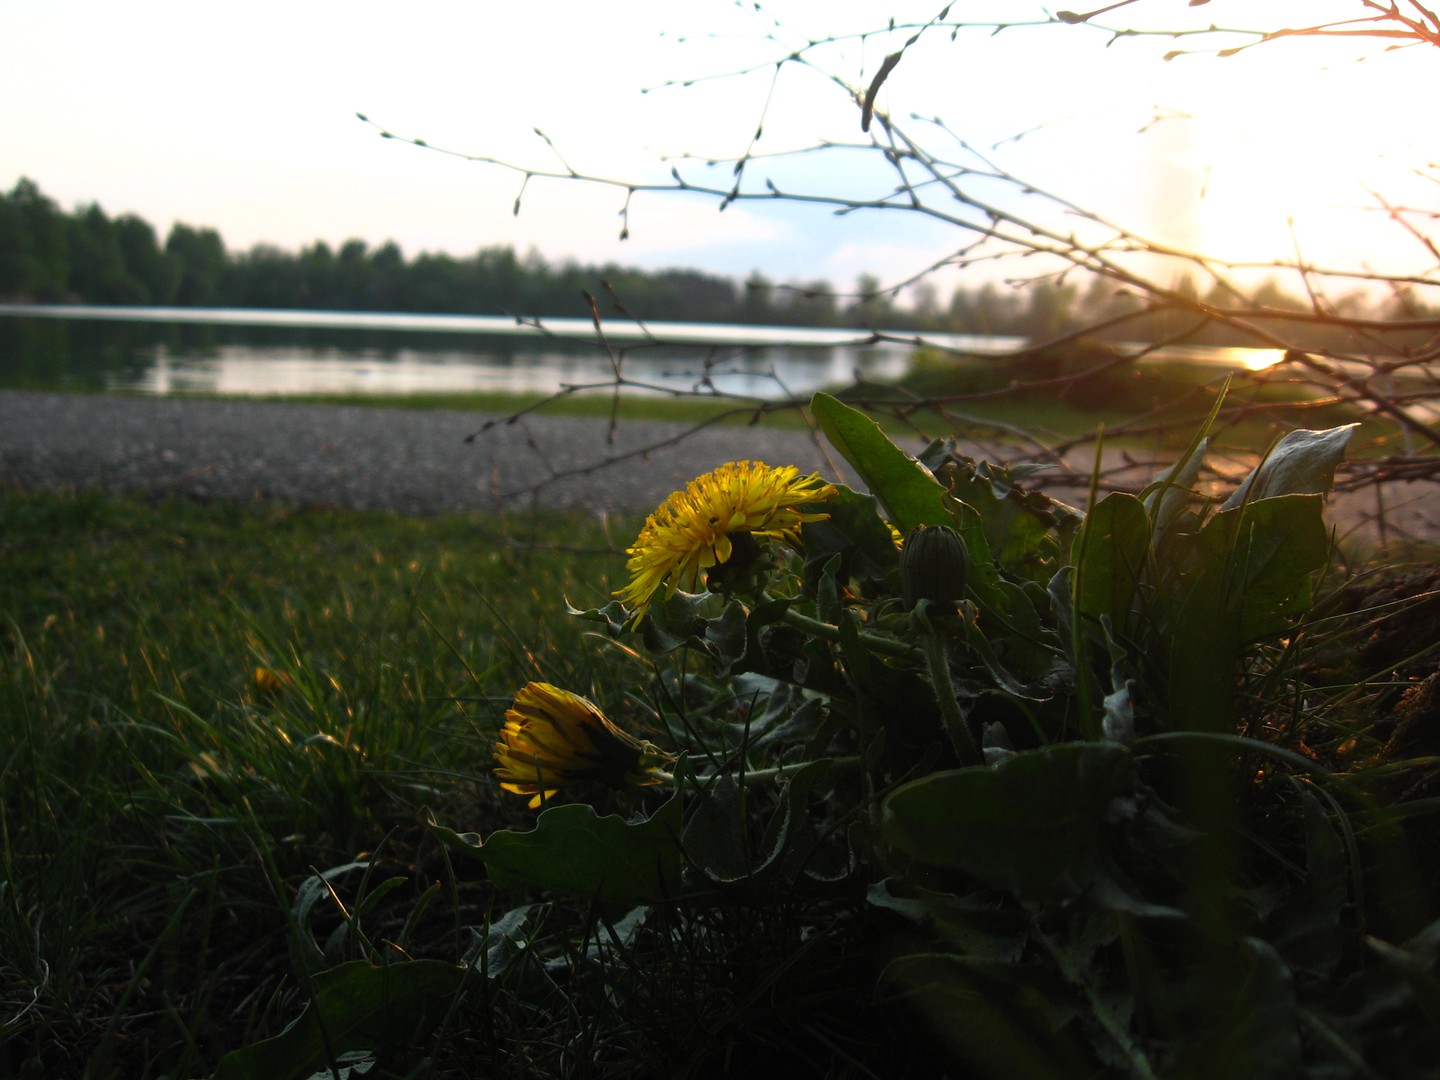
[1177,40,1435,276]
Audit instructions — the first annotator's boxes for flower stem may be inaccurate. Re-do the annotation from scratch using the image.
[921,631,983,766]
[777,605,924,662]
[656,755,862,788]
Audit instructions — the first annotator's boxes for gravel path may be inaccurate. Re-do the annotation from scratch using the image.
[2,390,1435,547]
[0,390,863,516]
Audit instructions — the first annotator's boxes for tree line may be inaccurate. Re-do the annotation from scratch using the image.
[0,177,1418,349]
[0,177,863,325]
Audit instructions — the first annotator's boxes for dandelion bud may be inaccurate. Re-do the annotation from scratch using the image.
[899,524,968,610]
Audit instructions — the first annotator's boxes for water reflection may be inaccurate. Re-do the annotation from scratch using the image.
[0,313,913,400]
[124,341,903,398]
[0,305,1286,402]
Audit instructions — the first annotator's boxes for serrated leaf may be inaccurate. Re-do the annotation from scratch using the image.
[217,960,468,1080]
[701,597,750,673]
[565,597,630,636]
[881,743,1134,902]
[430,792,684,903]
[924,452,1080,581]
[466,904,542,980]
[867,879,1029,963]
[810,392,952,532]
[680,774,749,884]
[680,759,852,891]
[800,485,901,590]
[1102,680,1135,744]
[642,588,712,653]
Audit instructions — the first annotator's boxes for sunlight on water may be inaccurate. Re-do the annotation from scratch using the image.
[1240,349,1286,372]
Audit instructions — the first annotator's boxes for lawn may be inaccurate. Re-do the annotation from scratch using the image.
[0,490,630,1076]
[3,395,1439,1079]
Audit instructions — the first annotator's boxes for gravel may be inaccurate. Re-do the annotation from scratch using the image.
[3,390,1435,547]
[0,391,860,516]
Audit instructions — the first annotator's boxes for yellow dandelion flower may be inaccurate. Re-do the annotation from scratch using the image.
[253,666,288,694]
[494,682,673,808]
[615,461,835,624]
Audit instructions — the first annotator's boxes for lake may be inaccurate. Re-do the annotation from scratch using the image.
[0,304,971,401]
[0,304,1280,401]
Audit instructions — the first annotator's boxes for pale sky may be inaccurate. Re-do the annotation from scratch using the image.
[3,0,1435,297]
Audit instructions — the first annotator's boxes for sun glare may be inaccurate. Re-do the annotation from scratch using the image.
[1177,44,1435,274]
[1242,349,1286,372]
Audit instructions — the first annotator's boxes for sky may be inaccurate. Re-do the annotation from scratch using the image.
[3,0,1436,298]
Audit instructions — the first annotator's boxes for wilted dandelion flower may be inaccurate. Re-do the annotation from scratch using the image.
[493,682,672,808]
[615,460,835,624]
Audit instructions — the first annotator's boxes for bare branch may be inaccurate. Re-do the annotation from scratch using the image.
[371,1,1440,539]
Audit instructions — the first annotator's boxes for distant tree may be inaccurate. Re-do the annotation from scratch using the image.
[228,244,295,308]
[740,271,776,324]
[0,178,70,299]
[114,215,177,304]
[1020,279,1079,340]
[0,180,877,323]
[1078,272,1137,329]
[908,281,941,328]
[647,269,740,324]
[400,251,464,313]
[68,204,147,304]
[0,196,24,298]
[332,238,372,308]
[369,241,402,306]
[535,258,588,315]
[165,223,227,306]
[473,246,527,312]
[372,240,404,275]
[965,282,1023,336]
[848,273,895,326]
[787,279,839,326]
[297,241,338,307]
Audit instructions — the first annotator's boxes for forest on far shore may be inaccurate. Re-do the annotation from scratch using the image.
[0,177,1421,350]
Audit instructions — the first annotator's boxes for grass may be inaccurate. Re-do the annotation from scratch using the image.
[70,385,817,428]
[0,484,990,1077]
[245,349,1379,455]
[844,346,1382,451]
[3,421,1439,1077]
[0,487,640,1077]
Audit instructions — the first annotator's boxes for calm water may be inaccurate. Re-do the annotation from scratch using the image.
[0,305,979,401]
[0,304,1280,401]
